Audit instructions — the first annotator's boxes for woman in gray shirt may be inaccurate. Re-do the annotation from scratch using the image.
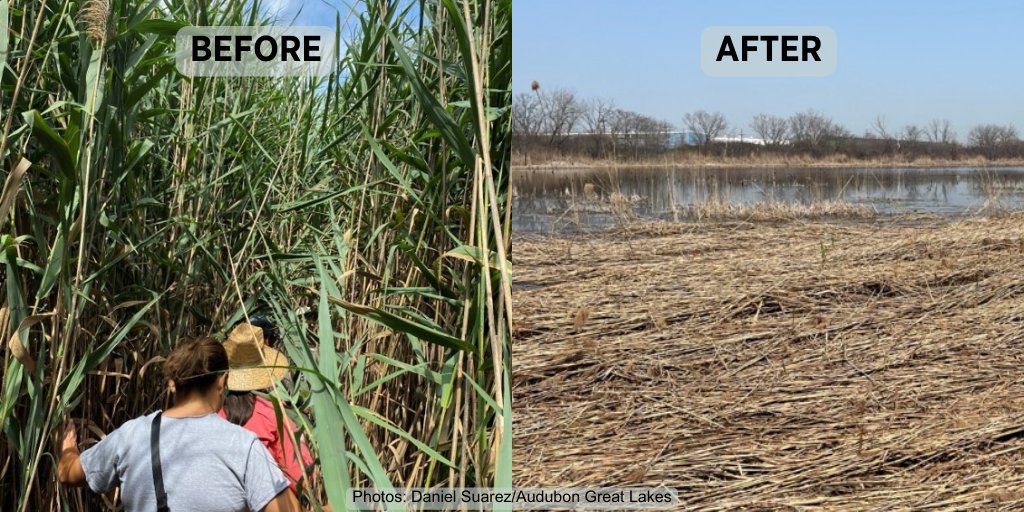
[58,336,300,512]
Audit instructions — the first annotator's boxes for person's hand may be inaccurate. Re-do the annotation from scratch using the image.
[62,418,78,453]
[57,417,86,486]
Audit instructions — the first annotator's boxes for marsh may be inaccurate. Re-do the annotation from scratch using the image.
[513,166,1024,232]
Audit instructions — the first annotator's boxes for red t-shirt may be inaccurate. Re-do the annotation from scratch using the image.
[218,396,313,491]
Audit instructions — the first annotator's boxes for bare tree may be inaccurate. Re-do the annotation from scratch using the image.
[968,124,1018,157]
[902,124,923,143]
[829,122,851,139]
[512,92,544,138]
[609,109,635,157]
[609,109,630,137]
[582,98,615,135]
[788,111,818,145]
[611,109,642,158]
[538,88,584,149]
[788,110,845,148]
[749,113,789,146]
[580,97,617,157]
[970,124,1018,146]
[605,109,673,157]
[683,110,728,147]
[926,119,956,144]
[638,117,674,153]
[871,115,891,140]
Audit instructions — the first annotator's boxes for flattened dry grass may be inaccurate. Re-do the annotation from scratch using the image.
[545,197,876,233]
[556,198,874,222]
[688,200,876,222]
[513,213,1024,510]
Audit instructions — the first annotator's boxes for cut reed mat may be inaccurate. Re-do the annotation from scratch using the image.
[688,200,876,222]
[514,214,1024,510]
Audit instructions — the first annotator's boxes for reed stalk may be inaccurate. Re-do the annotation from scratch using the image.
[0,0,511,509]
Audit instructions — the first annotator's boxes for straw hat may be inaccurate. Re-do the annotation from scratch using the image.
[223,323,290,391]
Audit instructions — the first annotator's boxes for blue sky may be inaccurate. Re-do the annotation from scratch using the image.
[513,0,1024,139]
[259,0,361,34]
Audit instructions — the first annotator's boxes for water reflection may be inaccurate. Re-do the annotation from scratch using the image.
[512,166,1024,232]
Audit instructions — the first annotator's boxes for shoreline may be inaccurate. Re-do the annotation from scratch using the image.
[512,157,1024,171]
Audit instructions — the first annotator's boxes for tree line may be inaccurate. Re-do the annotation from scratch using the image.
[513,86,674,160]
[513,86,1024,163]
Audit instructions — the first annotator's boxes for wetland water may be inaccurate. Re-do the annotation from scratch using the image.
[512,166,1024,232]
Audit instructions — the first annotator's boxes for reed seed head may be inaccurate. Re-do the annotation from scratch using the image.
[80,0,111,45]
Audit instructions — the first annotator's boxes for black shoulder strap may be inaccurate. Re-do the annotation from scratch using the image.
[151,412,170,512]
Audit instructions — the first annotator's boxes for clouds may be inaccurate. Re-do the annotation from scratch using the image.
[262,0,294,16]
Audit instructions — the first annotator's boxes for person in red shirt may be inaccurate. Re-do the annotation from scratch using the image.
[219,319,313,492]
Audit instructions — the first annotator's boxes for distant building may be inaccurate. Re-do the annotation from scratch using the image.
[668,132,700,147]
[714,135,765,145]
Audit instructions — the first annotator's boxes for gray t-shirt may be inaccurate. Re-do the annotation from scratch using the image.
[80,411,290,512]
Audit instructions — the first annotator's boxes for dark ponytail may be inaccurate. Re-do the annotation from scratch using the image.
[223,391,256,425]
[163,337,228,395]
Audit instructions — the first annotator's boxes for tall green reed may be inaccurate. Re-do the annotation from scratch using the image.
[0,0,510,509]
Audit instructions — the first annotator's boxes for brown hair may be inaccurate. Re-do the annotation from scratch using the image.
[223,391,256,425]
[163,337,229,395]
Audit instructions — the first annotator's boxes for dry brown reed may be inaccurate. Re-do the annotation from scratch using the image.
[79,0,110,45]
[514,213,1024,510]
[556,197,873,226]
[512,153,1024,171]
[690,201,876,222]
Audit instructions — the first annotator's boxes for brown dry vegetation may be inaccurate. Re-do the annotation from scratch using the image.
[685,201,877,223]
[513,214,1024,510]
[543,199,877,233]
[512,153,1024,170]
